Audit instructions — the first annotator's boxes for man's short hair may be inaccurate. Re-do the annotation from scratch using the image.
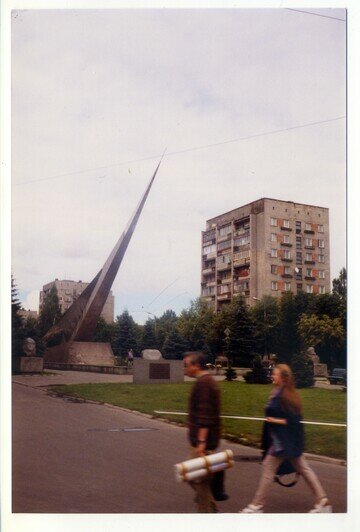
[184,351,207,369]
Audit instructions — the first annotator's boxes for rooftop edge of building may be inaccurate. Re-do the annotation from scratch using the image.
[206,197,329,224]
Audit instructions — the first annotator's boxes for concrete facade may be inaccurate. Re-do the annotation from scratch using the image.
[40,279,114,323]
[201,198,330,311]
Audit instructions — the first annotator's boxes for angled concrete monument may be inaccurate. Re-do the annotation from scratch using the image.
[43,157,163,366]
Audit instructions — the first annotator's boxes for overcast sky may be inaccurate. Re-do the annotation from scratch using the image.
[11,7,346,324]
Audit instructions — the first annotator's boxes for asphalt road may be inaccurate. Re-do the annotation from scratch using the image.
[12,382,347,514]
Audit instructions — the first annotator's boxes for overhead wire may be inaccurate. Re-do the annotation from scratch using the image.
[13,116,345,187]
[286,8,346,22]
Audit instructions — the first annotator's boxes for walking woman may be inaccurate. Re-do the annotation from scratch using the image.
[240,364,332,513]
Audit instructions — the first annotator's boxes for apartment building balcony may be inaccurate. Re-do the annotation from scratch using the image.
[304,229,315,234]
[281,274,293,279]
[204,251,217,259]
[305,276,316,281]
[202,267,216,275]
[217,293,231,301]
[218,234,232,243]
[202,296,215,303]
[304,245,315,250]
[217,262,231,271]
[219,277,232,284]
[280,242,292,247]
[206,281,217,287]
[304,260,315,265]
[280,226,292,231]
[281,258,293,262]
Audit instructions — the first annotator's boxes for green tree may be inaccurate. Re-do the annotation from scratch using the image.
[277,292,300,363]
[113,310,139,357]
[332,267,347,301]
[250,295,280,359]
[217,296,255,366]
[154,309,178,351]
[11,275,25,372]
[297,313,345,366]
[93,317,116,344]
[162,328,187,359]
[38,285,62,337]
[291,352,314,388]
[177,299,216,357]
[140,318,158,352]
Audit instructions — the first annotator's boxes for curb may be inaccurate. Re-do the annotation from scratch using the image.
[40,387,346,467]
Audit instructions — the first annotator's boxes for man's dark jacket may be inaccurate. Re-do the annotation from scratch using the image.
[188,373,221,450]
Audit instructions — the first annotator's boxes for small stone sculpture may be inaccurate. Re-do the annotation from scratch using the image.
[141,349,162,361]
[306,346,320,364]
[22,337,36,357]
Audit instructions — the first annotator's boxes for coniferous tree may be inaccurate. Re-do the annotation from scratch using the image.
[11,275,25,372]
[162,328,188,359]
[140,318,158,352]
[113,310,139,357]
[218,296,255,366]
[38,285,62,337]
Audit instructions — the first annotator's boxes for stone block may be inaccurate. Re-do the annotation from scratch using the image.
[133,359,184,384]
[18,357,44,373]
[313,363,328,377]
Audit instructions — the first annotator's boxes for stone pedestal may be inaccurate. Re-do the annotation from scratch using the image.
[44,341,115,366]
[17,357,43,373]
[313,363,328,377]
[133,359,184,384]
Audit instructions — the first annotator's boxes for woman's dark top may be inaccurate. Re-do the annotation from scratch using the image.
[261,388,304,458]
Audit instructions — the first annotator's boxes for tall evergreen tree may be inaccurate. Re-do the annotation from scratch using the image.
[162,328,188,359]
[218,296,255,366]
[38,285,62,336]
[11,275,25,371]
[140,318,158,352]
[277,293,300,363]
[113,310,139,357]
[250,295,280,359]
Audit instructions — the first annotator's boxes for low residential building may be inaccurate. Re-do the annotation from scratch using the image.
[40,279,114,323]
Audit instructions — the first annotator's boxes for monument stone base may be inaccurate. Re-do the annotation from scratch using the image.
[133,358,184,384]
[44,341,115,366]
[313,363,328,377]
[17,357,44,373]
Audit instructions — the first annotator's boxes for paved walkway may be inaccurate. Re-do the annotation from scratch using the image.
[12,369,344,389]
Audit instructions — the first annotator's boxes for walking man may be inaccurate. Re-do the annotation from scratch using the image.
[184,352,221,513]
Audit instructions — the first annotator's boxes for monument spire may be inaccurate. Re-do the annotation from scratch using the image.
[43,154,165,347]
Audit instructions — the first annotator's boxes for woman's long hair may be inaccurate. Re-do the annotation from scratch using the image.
[276,364,302,415]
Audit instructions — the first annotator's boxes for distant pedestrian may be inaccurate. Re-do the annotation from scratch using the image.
[240,364,332,514]
[184,352,222,513]
[127,349,134,367]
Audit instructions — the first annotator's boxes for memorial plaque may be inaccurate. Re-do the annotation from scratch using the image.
[149,363,170,379]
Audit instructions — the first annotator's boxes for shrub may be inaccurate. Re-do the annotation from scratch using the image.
[225,362,237,381]
[291,352,314,388]
[243,356,271,384]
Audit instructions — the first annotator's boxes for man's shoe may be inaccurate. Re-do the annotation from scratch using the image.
[309,498,332,513]
[239,504,263,513]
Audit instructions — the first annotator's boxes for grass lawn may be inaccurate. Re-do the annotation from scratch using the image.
[50,381,347,460]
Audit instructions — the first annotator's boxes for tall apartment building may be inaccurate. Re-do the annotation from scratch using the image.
[40,279,115,323]
[201,198,330,311]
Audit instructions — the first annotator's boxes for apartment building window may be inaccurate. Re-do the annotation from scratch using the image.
[306,268,313,277]
[202,286,216,296]
[319,285,326,294]
[306,253,313,262]
[203,230,216,243]
[296,252,302,264]
[271,233,277,242]
[283,235,290,244]
[271,265,277,274]
[305,223,312,231]
[270,217,277,226]
[297,283,303,293]
[284,266,291,275]
[306,285,314,294]
[283,219,290,228]
[296,221,301,233]
[318,239,325,249]
[218,284,231,294]
[219,224,231,237]
[203,244,216,255]
[283,250,291,259]
[271,281,278,291]
[284,282,291,291]
[305,238,313,247]
[318,224,324,233]
[319,270,325,279]
[295,267,302,280]
[217,240,231,251]
[235,250,250,260]
[296,236,302,249]
[271,248,278,258]
[318,254,325,263]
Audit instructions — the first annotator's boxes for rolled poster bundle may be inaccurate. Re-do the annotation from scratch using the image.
[174,449,234,482]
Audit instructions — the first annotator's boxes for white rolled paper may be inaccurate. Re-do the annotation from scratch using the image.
[174,450,234,482]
